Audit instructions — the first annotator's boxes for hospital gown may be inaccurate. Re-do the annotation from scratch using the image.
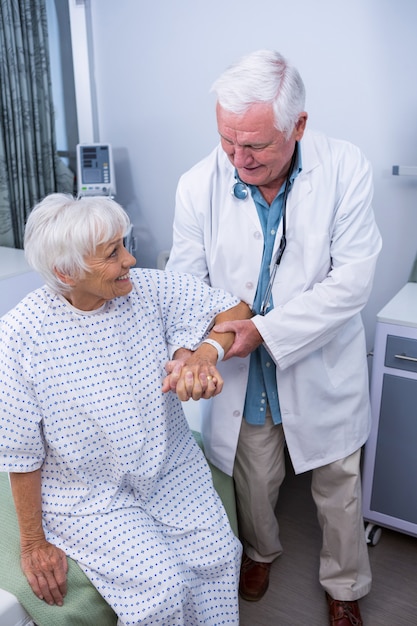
[0,268,242,626]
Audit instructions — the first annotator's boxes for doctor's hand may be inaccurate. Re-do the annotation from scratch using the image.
[213,319,263,359]
[20,538,68,606]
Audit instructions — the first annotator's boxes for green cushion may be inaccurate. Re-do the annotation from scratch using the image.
[0,471,117,626]
[0,431,237,625]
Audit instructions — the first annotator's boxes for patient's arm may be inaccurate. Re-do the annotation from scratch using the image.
[10,469,68,606]
[162,301,252,400]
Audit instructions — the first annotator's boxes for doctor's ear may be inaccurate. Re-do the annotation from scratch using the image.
[294,113,308,140]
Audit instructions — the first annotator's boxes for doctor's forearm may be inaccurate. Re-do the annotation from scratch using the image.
[207,301,253,359]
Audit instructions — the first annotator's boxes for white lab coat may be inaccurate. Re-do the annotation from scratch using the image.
[167,129,382,476]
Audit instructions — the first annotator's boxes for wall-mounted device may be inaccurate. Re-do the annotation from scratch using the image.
[392,165,417,176]
[76,143,116,197]
[76,143,135,255]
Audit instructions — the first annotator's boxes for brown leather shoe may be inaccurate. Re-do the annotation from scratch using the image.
[326,593,363,626]
[239,553,271,602]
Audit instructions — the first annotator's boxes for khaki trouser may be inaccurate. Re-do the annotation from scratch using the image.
[233,413,372,601]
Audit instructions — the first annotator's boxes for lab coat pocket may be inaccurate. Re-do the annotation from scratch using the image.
[322,318,365,389]
[300,232,331,284]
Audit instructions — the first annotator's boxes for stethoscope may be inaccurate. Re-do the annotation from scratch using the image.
[231,179,250,200]
[231,142,298,316]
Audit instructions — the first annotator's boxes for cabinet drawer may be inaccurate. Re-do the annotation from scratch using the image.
[385,335,417,373]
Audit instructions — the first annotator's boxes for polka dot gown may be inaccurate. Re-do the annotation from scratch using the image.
[0,269,241,625]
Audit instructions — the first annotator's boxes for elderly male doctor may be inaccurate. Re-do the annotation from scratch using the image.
[166,50,382,626]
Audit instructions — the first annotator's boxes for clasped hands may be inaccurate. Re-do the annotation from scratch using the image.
[162,318,262,401]
[162,348,222,401]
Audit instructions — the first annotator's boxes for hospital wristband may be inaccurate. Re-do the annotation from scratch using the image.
[201,338,225,362]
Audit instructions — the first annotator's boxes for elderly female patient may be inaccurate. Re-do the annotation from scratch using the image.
[0,193,251,626]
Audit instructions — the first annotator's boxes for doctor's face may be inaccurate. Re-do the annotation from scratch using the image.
[217,102,307,198]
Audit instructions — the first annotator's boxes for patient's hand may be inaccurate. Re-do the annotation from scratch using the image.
[21,539,68,606]
[162,348,223,401]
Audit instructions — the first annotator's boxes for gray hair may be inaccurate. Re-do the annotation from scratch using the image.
[211,49,306,139]
[24,193,131,295]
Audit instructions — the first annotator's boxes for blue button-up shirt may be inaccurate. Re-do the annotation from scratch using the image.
[243,149,301,425]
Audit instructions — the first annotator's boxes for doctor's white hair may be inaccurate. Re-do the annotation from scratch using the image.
[24,193,131,295]
[211,49,306,139]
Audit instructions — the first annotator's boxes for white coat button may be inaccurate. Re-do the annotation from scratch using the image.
[254,231,262,240]
[233,410,241,417]
[245,281,254,290]
[238,364,247,372]
[265,361,271,367]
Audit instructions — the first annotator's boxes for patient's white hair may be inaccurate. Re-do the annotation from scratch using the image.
[211,49,306,139]
[24,193,131,295]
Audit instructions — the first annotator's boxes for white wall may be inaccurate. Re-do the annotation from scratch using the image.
[74,0,417,348]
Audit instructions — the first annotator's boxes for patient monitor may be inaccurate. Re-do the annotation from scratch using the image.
[75,143,135,255]
[76,143,116,197]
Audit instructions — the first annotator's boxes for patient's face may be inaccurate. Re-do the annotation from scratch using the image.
[67,233,136,310]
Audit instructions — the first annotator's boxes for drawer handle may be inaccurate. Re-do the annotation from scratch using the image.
[394,353,417,363]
